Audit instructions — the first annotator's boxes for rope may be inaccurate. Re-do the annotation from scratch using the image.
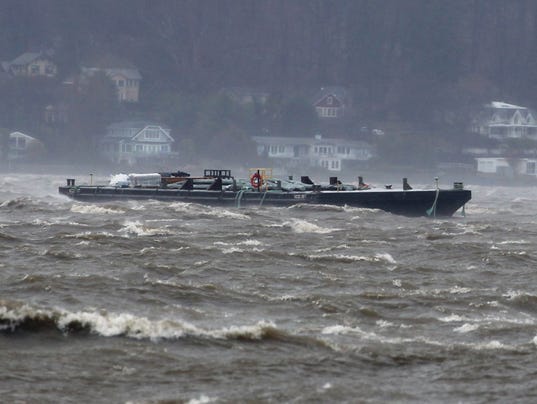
[235,189,245,208]
[259,189,268,207]
[426,187,440,217]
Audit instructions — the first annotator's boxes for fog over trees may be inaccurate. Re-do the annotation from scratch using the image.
[1,0,536,166]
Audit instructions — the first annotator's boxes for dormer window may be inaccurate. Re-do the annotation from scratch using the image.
[327,96,333,105]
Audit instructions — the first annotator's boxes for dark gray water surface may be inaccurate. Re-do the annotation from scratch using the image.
[2,174,537,403]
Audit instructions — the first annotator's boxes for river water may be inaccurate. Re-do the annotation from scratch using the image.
[1,172,537,403]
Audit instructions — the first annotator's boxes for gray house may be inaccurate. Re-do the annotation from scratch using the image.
[100,121,177,166]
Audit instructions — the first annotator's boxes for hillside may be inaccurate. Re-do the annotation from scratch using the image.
[1,0,536,165]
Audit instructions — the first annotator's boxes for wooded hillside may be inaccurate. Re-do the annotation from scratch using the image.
[1,0,536,163]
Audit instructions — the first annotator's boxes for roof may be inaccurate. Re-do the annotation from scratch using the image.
[10,52,44,66]
[313,86,350,105]
[489,101,527,110]
[252,135,372,148]
[107,120,169,131]
[82,66,142,80]
[105,121,171,139]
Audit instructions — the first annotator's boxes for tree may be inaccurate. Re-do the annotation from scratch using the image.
[60,71,119,160]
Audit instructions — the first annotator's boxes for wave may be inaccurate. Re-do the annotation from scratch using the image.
[119,220,173,237]
[0,196,54,211]
[293,251,396,265]
[168,202,251,220]
[0,301,329,350]
[321,323,522,355]
[283,218,339,234]
[70,204,126,215]
[288,203,345,212]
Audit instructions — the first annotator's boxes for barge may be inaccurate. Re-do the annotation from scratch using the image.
[58,169,471,217]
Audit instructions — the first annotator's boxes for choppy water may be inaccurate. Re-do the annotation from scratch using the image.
[2,173,537,403]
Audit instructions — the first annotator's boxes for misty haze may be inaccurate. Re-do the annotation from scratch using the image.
[2,2,537,403]
[0,0,536,182]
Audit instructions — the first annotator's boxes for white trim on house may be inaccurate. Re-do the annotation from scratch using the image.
[100,122,177,166]
[252,135,374,172]
[473,101,537,140]
[476,157,537,176]
[2,131,45,160]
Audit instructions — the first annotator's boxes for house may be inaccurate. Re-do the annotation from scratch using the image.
[100,121,177,166]
[471,101,537,140]
[312,87,350,119]
[81,66,142,102]
[0,130,46,161]
[476,157,537,177]
[252,134,374,172]
[2,51,57,77]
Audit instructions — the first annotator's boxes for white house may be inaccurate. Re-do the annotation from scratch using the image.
[0,131,45,160]
[100,121,177,166]
[476,157,537,177]
[252,135,374,172]
[471,101,537,140]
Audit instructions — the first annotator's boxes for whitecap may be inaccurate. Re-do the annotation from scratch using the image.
[321,325,365,335]
[453,323,479,333]
[284,219,338,234]
[186,394,217,404]
[119,220,172,237]
[449,286,472,294]
[375,252,396,264]
[376,320,394,328]
[71,204,125,215]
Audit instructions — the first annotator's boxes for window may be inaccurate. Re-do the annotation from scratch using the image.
[144,129,160,139]
[117,80,125,87]
[161,144,169,152]
[30,65,39,74]
[327,96,333,105]
[278,145,285,153]
[527,162,536,174]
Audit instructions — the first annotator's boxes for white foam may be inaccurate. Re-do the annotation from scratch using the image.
[71,204,125,215]
[376,320,394,328]
[285,219,338,234]
[375,252,396,264]
[321,325,365,335]
[454,323,479,333]
[168,202,250,220]
[449,286,472,294]
[186,395,217,404]
[119,220,172,237]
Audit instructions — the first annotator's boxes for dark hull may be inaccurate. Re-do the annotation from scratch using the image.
[58,185,471,217]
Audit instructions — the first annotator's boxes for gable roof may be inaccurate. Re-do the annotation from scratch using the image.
[105,121,173,142]
[313,86,350,106]
[489,101,527,110]
[252,135,371,149]
[82,66,142,80]
[10,52,45,66]
[107,120,170,131]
